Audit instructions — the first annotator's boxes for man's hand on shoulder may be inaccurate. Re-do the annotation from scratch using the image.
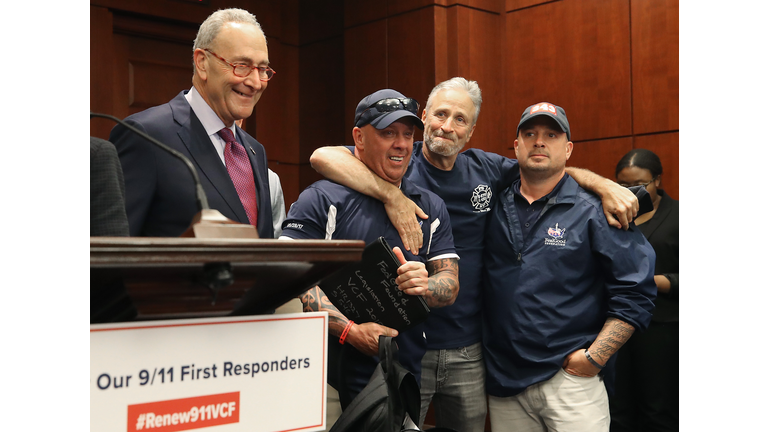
[597,178,639,230]
[384,192,428,252]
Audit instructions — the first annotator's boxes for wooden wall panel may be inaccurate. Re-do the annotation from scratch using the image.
[505,0,632,142]
[389,0,503,15]
[566,137,634,181]
[298,1,344,44]
[464,7,504,156]
[90,0,281,37]
[389,0,437,15]
[631,0,679,134]
[505,0,559,12]
[91,6,115,139]
[430,4,505,156]
[254,36,297,163]
[388,8,436,117]
[111,32,194,120]
[345,0,388,28]
[506,0,551,11]
[299,37,346,162]
[128,61,192,109]
[344,20,389,143]
[633,132,679,200]
[450,0,504,13]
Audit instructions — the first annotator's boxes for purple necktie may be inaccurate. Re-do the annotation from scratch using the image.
[217,127,258,226]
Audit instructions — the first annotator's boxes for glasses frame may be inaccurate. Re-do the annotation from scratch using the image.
[619,177,656,189]
[203,48,276,81]
[355,98,420,126]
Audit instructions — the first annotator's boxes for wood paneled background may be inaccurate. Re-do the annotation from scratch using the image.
[91,0,679,208]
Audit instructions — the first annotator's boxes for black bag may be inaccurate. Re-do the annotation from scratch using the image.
[330,336,422,432]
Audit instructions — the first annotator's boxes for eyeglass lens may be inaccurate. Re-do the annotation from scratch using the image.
[233,65,274,80]
[620,179,654,188]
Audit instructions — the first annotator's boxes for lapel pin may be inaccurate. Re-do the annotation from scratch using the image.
[249,146,256,155]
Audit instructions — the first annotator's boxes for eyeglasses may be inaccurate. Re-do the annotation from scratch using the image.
[355,98,420,126]
[619,178,656,189]
[204,48,276,81]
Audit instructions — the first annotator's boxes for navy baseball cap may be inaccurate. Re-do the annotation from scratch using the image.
[517,102,571,140]
[354,89,424,130]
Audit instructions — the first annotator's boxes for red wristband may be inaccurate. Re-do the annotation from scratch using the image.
[339,321,354,345]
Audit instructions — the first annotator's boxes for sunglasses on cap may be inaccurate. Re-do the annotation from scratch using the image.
[355,98,420,126]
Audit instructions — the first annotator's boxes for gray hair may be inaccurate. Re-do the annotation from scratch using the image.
[193,8,264,51]
[425,77,483,125]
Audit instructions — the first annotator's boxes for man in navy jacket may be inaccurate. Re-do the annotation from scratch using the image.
[482,102,656,432]
[109,8,275,238]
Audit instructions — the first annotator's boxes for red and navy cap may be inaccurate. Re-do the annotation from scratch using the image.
[517,102,571,141]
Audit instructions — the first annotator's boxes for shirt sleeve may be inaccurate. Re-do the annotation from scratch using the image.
[466,148,520,192]
[493,153,520,191]
[280,185,332,240]
[664,272,679,300]
[268,169,286,238]
[590,210,657,332]
[422,196,458,260]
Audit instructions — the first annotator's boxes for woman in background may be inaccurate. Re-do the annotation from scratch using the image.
[610,149,679,432]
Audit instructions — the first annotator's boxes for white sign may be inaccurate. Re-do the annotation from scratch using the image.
[91,313,328,432]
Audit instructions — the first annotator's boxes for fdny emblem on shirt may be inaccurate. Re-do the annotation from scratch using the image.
[545,223,566,246]
[471,184,492,212]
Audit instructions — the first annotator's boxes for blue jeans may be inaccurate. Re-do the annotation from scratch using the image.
[418,342,487,432]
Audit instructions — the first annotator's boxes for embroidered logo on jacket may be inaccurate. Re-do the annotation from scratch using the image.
[471,184,492,212]
[545,223,566,246]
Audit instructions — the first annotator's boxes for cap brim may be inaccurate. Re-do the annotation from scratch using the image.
[369,110,424,130]
[517,112,570,140]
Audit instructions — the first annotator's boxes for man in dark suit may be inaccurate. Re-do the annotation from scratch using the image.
[109,8,276,238]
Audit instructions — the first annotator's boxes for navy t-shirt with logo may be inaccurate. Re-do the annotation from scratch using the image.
[407,141,519,349]
[341,142,519,349]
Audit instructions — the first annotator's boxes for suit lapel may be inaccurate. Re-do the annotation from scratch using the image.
[169,93,249,223]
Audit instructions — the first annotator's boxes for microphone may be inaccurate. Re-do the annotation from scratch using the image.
[90,112,210,212]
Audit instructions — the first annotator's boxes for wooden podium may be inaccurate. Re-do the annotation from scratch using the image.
[90,237,365,322]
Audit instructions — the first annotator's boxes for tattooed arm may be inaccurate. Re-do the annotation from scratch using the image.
[424,258,460,308]
[300,286,398,356]
[562,317,636,377]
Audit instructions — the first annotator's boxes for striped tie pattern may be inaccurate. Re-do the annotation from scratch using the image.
[217,127,258,226]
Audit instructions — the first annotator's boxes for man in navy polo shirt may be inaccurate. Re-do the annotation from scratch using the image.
[280,89,460,409]
[482,102,656,432]
[310,78,640,432]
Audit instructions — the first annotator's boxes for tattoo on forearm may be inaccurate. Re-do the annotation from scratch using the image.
[300,287,321,312]
[300,286,349,337]
[591,317,635,362]
[425,258,459,308]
